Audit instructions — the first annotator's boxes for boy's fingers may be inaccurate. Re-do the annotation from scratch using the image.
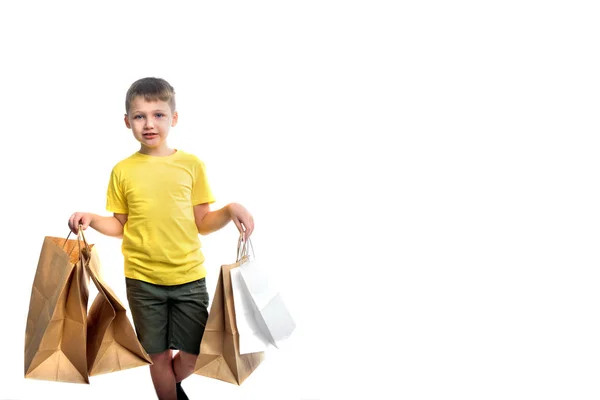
[246,217,254,237]
[233,218,243,236]
[70,214,82,233]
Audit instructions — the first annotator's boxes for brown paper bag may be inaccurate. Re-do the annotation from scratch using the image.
[24,234,91,384]
[25,230,152,383]
[84,239,152,375]
[194,257,265,385]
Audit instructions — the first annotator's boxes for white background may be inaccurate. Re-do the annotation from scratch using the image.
[1,1,599,399]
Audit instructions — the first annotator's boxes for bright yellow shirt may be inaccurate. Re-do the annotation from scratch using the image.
[106,150,215,285]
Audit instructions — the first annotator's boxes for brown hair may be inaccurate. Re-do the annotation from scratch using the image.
[125,77,176,114]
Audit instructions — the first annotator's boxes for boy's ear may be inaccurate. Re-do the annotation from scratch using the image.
[171,111,179,127]
[124,114,131,129]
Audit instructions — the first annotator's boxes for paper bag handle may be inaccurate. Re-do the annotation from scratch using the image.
[77,225,92,257]
[62,225,92,265]
[236,233,255,262]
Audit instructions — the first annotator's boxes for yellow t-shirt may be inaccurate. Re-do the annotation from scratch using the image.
[106,150,215,285]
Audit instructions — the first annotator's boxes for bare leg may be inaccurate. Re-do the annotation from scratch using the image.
[173,351,198,383]
[149,350,177,400]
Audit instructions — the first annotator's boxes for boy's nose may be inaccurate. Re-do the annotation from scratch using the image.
[144,120,155,128]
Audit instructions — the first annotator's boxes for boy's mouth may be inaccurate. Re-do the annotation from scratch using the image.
[143,133,158,137]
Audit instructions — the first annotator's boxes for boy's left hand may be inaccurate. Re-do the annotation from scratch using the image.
[228,203,254,240]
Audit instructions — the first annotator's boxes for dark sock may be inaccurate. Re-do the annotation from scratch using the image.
[176,381,189,400]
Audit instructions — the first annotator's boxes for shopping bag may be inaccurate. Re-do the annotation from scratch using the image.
[24,232,91,384]
[236,237,296,349]
[25,229,152,384]
[193,242,265,385]
[230,266,274,354]
[230,236,274,354]
[82,233,152,376]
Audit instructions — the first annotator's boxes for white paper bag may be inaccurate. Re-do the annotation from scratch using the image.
[230,266,274,354]
[235,237,296,349]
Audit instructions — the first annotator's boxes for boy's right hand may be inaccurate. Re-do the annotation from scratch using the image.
[68,212,93,234]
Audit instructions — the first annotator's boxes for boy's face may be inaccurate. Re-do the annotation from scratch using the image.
[124,96,178,151]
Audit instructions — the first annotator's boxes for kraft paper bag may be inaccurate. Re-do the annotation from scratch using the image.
[237,237,296,350]
[24,233,91,384]
[25,229,152,384]
[193,249,264,385]
[82,234,152,376]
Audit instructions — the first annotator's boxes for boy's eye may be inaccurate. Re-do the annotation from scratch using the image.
[156,113,164,118]
[133,115,144,119]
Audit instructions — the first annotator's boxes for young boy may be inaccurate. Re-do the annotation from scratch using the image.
[68,77,254,400]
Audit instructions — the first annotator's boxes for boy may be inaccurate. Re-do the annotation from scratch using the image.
[68,77,254,400]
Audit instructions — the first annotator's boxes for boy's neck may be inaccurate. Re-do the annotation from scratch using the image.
[138,144,176,157]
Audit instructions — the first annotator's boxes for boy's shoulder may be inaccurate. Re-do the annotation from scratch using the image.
[174,150,210,170]
[110,151,141,171]
[176,149,203,162]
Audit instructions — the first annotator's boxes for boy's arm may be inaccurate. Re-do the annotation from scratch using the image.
[69,212,127,238]
[194,203,254,239]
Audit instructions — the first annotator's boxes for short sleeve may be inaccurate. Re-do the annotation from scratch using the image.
[192,159,216,205]
[106,167,128,214]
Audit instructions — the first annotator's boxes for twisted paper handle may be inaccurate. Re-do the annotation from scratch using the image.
[236,232,255,262]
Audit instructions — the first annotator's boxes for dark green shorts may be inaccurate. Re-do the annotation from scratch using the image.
[125,277,210,355]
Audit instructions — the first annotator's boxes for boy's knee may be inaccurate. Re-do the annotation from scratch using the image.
[179,351,198,369]
[150,350,172,366]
